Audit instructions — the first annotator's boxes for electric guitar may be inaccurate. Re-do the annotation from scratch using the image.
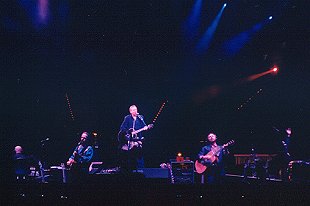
[121,124,154,151]
[67,145,92,169]
[195,140,234,174]
[67,151,78,168]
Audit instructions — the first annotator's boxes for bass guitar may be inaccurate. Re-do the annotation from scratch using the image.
[121,124,154,151]
[195,140,234,174]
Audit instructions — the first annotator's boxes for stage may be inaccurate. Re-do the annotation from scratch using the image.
[1,1,310,205]
[3,173,309,206]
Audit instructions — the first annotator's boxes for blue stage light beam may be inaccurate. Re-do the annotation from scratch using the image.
[195,3,227,54]
[18,0,50,29]
[221,15,275,57]
[222,22,263,57]
[182,0,203,43]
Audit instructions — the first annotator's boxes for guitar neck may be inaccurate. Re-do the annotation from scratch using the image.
[212,141,234,154]
[131,124,153,135]
[211,146,224,156]
[216,146,224,152]
[132,127,145,135]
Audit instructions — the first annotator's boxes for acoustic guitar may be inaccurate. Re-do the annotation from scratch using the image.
[195,140,234,174]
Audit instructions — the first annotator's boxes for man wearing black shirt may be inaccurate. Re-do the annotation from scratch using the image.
[118,105,150,173]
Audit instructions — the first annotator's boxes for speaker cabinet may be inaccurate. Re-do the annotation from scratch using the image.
[170,161,194,184]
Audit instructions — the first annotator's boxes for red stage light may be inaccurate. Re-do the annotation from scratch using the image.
[272,67,278,72]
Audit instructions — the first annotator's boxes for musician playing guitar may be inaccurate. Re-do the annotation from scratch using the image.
[197,132,230,184]
[118,105,152,173]
[67,132,94,182]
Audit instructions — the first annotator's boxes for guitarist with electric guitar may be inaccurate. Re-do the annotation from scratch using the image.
[196,132,234,184]
[66,132,94,181]
[118,105,153,172]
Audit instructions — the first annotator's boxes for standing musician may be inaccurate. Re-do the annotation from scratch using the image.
[13,146,29,181]
[118,105,152,173]
[67,132,94,181]
[271,126,293,180]
[197,132,229,184]
[279,127,293,180]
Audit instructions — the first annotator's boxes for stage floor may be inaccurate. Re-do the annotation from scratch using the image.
[2,174,309,206]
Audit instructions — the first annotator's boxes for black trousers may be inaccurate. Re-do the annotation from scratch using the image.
[119,148,144,174]
[203,164,225,184]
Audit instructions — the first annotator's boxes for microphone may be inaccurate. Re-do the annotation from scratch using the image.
[137,113,143,119]
[40,138,50,143]
[137,114,146,124]
[137,114,147,126]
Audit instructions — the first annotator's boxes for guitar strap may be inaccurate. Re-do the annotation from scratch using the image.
[76,145,89,158]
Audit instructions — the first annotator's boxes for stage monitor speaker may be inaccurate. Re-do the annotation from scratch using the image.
[136,168,169,179]
[170,161,194,184]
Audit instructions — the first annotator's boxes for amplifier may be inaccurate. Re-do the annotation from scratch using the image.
[170,161,194,184]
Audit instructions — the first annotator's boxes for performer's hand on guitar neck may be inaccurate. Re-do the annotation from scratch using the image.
[200,154,212,160]
[130,124,154,135]
[66,158,76,166]
[143,124,154,131]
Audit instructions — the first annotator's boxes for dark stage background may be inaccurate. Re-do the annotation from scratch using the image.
[1,0,309,181]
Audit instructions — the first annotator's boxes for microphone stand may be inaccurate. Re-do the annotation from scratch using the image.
[40,139,48,183]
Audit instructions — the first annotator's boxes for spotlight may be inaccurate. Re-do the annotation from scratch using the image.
[224,3,227,8]
[269,16,273,20]
[272,67,278,72]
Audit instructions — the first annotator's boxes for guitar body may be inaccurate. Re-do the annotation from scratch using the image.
[121,140,143,151]
[195,160,207,174]
[119,124,153,151]
[124,128,138,140]
[195,140,235,174]
[195,152,217,174]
